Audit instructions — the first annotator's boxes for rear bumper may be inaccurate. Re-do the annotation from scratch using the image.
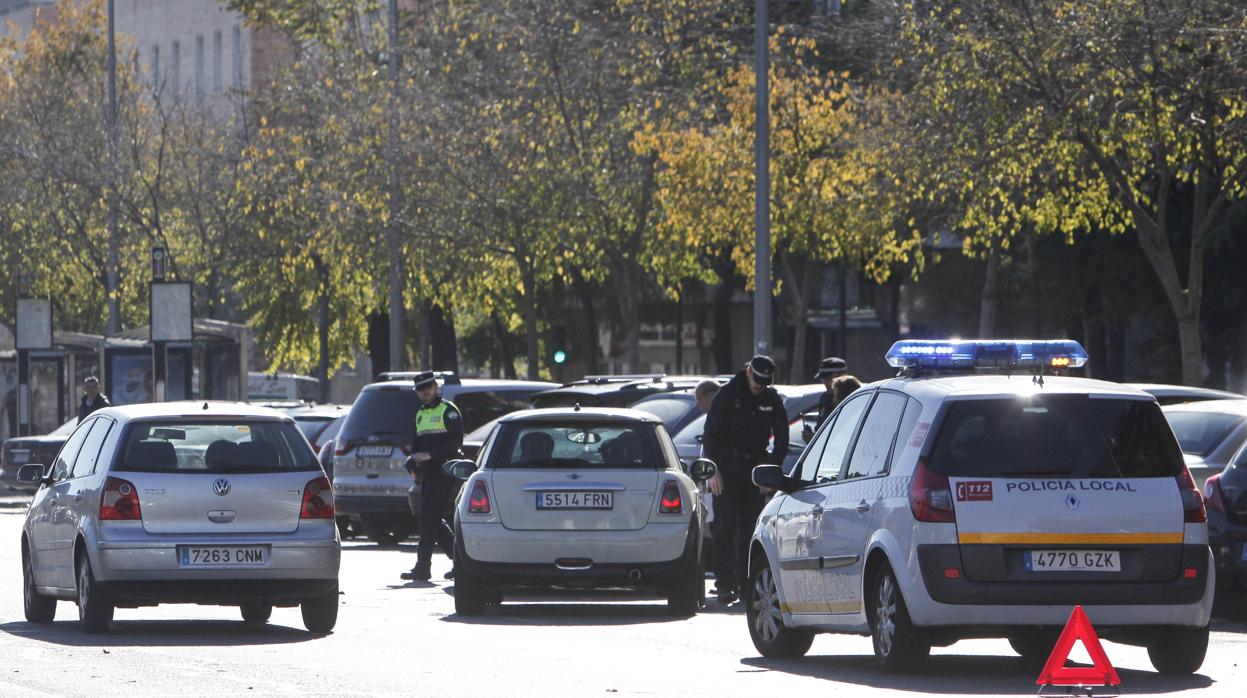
[334,494,415,519]
[917,544,1210,605]
[93,537,340,585]
[904,544,1214,629]
[457,520,700,589]
[99,578,337,606]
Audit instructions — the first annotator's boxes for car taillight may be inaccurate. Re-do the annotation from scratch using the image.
[1204,474,1226,514]
[301,476,334,519]
[1178,469,1207,523]
[468,481,491,514]
[334,438,351,457]
[658,480,682,514]
[909,459,955,523]
[100,477,142,520]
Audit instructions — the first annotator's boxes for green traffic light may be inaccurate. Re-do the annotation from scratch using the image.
[553,350,567,365]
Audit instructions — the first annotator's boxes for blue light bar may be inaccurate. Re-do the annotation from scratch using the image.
[885,339,1089,371]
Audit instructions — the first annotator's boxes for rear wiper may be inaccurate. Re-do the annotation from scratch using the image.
[1010,468,1074,477]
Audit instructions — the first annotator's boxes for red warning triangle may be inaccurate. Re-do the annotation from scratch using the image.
[1036,605,1122,687]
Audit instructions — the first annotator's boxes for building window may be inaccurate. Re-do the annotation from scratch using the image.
[171,39,181,93]
[213,31,222,92]
[151,44,160,88]
[195,35,204,96]
[232,25,243,89]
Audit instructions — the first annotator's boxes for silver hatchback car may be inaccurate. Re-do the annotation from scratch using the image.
[16,402,341,634]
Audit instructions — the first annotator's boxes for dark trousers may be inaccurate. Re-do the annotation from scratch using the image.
[711,469,764,593]
[415,471,456,572]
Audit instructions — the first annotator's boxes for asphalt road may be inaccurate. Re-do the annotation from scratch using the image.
[1,503,1245,697]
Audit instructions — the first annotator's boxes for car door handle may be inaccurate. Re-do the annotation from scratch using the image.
[855,500,871,513]
[811,505,824,517]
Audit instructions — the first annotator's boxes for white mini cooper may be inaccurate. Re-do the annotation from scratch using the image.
[17,402,341,634]
[445,407,716,615]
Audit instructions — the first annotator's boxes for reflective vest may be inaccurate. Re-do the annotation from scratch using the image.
[415,400,457,436]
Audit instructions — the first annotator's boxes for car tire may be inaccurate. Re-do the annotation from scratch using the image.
[868,563,929,672]
[1008,632,1059,665]
[1148,625,1208,675]
[22,545,56,623]
[362,521,403,546]
[335,516,354,539]
[453,567,488,616]
[300,583,339,634]
[76,552,114,634]
[745,556,813,658]
[667,553,705,616]
[241,602,273,625]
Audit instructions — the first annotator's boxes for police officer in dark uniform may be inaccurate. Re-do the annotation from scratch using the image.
[804,357,847,441]
[702,355,789,602]
[77,376,111,421]
[400,372,463,581]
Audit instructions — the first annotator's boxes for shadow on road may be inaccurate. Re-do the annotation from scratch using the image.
[0,619,319,647]
[439,587,691,626]
[740,654,1214,695]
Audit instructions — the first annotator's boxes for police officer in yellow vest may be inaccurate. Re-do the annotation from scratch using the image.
[400,372,463,581]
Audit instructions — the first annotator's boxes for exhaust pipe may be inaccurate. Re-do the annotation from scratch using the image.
[628,568,643,581]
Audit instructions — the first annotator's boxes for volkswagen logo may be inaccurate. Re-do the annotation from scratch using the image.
[213,479,232,496]
[1065,495,1079,511]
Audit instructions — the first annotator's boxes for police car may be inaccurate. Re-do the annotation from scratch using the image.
[746,340,1213,675]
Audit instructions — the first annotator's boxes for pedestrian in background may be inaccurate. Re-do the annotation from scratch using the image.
[702,355,789,603]
[400,372,463,582]
[77,376,110,421]
[694,379,719,415]
[804,357,847,441]
[832,374,862,406]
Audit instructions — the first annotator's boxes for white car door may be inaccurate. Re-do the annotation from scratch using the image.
[777,392,872,616]
[812,391,909,616]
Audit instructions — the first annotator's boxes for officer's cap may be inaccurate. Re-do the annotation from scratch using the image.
[747,355,776,386]
[412,371,437,389]
[814,356,848,380]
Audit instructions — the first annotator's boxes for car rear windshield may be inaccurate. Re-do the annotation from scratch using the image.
[928,396,1184,478]
[114,421,319,474]
[337,388,416,445]
[294,416,334,441]
[1163,411,1244,457]
[632,397,694,429]
[487,422,665,469]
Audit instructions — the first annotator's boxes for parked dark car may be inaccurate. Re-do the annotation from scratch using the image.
[331,374,558,545]
[1203,453,1247,589]
[1162,399,1247,488]
[1129,383,1244,406]
[631,385,728,435]
[289,404,350,453]
[530,375,715,410]
[0,418,77,492]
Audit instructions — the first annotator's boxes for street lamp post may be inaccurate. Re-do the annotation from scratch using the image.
[386,0,405,373]
[754,0,772,357]
[106,0,120,336]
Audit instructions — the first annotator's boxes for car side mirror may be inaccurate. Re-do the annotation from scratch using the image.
[689,458,717,481]
[17,464,47,484]
[752,464,792,492]
[442,459,478,480]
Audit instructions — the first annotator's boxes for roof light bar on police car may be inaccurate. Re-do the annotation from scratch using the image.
[884,339,1088,371]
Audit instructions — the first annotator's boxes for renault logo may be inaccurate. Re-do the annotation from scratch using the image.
[213,479,232,496]
[1065,495,1079,511]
